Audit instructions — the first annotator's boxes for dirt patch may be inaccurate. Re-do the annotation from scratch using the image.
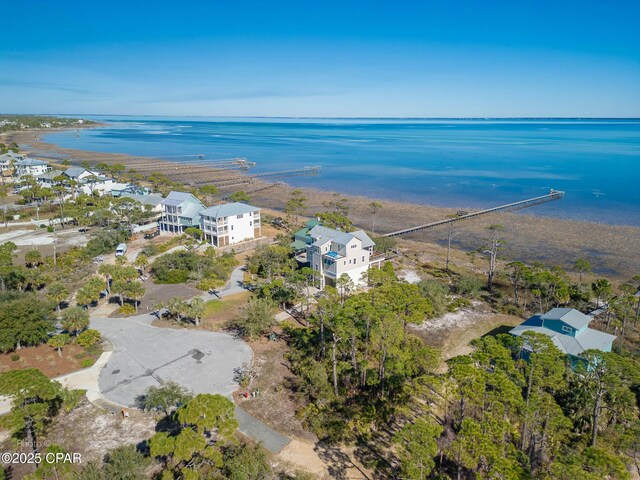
[398,269,422,284]
[277,439,331,479]
[0,343,102,378]
[113,280,202,317]
[410,301,523,371]
[235,335,314,441]
[44,399,157,463]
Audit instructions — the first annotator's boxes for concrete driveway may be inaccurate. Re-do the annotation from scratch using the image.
[91,314,252,407]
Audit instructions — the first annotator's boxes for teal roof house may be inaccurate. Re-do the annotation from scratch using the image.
[290,218,322,251]
[510,308,616,361]
[159,191,205,233]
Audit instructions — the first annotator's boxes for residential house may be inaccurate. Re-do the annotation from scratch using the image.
[14,158,50,178]
[200,202,261,247]
[290,218,322,251]
[509,307,616,365]
[306,225,382,289]
[0,151,24,173]
[36,169,65,188]
[121,193,165,213]
[159,191,205,234]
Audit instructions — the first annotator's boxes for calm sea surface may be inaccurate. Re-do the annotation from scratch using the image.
[44,117,640,226]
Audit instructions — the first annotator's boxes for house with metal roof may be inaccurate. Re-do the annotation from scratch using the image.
[121,193,165,213]
[36,169,65,188]
[14,158,50,178]
[306,225,381,289]
[200,202,261,247]
[0,151,24,172]
[159,191,205,234]
[291,218,322,251]
[509,308,616,362]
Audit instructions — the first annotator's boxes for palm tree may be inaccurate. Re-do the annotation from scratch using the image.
[188,298,205,326]
[62,306,90,336]
[134,254,149,275]
[125,281,146,313]
[48,334,69,357]
[167,298,187,323]
[47,282,69,316]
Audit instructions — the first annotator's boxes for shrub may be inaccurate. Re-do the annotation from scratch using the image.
[227,298,276,340]
[10,354,19,362]
[118,304,136,316]
[447,297,471,312]
[451,275,484,297]
[80,358,94,368]
[84,228,129,258]
[141,244,159,257]
[76,329,101,348]
[47,226,54,233]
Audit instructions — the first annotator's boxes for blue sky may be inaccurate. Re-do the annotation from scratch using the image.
[1,1,639,117]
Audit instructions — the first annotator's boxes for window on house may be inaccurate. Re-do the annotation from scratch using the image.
[344,261,346,265]
[237,214,243,219]
[249,221,252,226]
[231,225,234,231]
[362,256,365,262]
[351,244,356,249]
[562,326,572,333]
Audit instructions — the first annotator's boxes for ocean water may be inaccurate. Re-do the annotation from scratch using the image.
[43,117,640,226]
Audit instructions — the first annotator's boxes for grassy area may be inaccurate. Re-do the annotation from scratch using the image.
[201,291,252,331]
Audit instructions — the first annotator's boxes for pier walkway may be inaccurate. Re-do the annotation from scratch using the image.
[384,189,565,238]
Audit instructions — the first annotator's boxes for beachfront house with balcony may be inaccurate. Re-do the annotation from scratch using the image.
[306,225,383,289]
[14,158,50,178]
[509,307,616,366]
[200,202,261,247]
[159,191,205,234]
[0,151,25,173]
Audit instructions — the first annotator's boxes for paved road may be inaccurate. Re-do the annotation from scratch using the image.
[199,266,248,302]
[91,313,252,407]
[235,405,290,453]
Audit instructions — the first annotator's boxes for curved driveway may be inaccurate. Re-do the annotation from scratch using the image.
[92,313,252,407]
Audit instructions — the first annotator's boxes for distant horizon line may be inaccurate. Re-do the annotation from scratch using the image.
[2,113,640,121]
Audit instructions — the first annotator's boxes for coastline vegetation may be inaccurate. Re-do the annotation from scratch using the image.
[0,114,97,133]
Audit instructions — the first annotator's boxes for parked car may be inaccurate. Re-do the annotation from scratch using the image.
[115,243,128,257]
[144,230,160,239]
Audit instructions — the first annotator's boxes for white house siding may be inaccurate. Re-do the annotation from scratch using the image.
[201,209,261,247]
[306,226,378,289]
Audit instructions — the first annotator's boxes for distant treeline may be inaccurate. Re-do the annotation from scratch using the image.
[0,114,98,133]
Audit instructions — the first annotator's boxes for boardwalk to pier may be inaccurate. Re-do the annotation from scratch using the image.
[384,190,565,237]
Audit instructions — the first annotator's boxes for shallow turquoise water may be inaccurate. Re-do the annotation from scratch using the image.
[44,117,640,226]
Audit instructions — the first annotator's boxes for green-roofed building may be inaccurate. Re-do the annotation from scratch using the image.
[291,218,322,252]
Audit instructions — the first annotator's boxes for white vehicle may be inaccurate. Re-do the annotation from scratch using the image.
[115,243,128,257]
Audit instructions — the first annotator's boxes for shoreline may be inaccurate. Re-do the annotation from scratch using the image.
[4,127,640,281]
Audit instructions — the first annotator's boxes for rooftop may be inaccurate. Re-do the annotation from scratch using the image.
[16,158,48,167]
[161,191,204,208]
[64,166,88,178]
[200,202,260,219]
[121,193,165,207]
[541,307,592,330]
[510,324,617,356]
[307,225,375,249]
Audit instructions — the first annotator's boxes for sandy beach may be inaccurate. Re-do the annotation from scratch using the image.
[4,128,640,281]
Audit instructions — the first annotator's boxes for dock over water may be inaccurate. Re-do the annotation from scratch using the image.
[383,189,565,237]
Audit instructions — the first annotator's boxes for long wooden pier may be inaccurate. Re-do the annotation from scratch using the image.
[220,182,285,200]
[383,189,565,238]
[190,166,320,187]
